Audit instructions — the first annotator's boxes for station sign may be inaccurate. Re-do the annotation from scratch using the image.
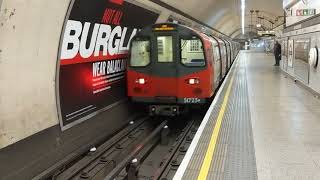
[296,9,316,16]
[57,0,159,130]
[258,30,275,36]
[153,24,176,31]
[285,0,320,26]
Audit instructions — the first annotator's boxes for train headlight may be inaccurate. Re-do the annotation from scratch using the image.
[136,78,146,85]
[188,78,200,85]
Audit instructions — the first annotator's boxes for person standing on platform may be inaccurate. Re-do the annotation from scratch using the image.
[274,41,281,66]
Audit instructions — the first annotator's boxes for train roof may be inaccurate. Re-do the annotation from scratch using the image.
[135,23,238,45]
[136,23,200,36]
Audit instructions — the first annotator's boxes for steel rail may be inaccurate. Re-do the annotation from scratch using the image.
[56,117,149,180]
[152,120,194,180]
[104,120,168,180]
[32,115,147,180]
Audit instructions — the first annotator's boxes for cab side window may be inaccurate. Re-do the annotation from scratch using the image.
[180,37,205,67]
[130,39,151,67]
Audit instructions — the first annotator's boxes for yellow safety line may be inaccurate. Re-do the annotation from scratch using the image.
[197,65,237,180]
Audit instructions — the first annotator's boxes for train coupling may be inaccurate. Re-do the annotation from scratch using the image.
[149,105,180,116]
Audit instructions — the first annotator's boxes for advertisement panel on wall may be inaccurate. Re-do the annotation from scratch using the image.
[281,40,288,71]
[288,39,294,67]
[285,0,320,26]
[294,38,311,84]
[57,0,159,130]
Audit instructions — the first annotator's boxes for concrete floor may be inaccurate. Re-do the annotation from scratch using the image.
[246,52,320,180]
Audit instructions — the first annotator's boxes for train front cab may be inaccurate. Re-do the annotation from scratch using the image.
[127,24,214,116]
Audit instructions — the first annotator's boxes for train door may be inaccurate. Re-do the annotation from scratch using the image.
[219,41,227,78]
[213,44,222,85]
[228,41,234,67]
[221,39,229,70]
[211,36,223,81]
[153,33,178,97]
[225,40,232,69]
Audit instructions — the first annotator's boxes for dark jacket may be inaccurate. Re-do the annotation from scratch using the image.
[274,43,281,57]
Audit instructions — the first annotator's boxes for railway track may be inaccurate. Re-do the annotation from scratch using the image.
[100,115,200,180]
[34,114,203,180]
[33,115,150,180]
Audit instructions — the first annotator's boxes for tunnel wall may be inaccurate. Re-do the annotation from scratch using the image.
[0,0,70,149]
[0,0,210,179]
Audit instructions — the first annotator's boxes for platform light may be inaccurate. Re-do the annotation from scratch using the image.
[241,0,246,34]
[256,24,261,28]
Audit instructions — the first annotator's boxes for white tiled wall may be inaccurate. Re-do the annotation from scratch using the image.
[0,0,70,148]
[281,30,320,94]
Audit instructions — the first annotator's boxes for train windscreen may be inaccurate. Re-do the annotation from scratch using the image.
[180,37,205,67]
[130,39,150,67]
[157,36,174,62]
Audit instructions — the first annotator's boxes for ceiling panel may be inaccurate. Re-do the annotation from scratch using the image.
[160,0,283,37]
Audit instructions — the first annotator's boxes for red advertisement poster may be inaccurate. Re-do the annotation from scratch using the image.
[57,0,159,129]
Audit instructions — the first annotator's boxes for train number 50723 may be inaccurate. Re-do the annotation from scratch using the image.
[183,98,201,104]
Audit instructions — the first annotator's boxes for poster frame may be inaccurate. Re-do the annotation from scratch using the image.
[55,0,157,130]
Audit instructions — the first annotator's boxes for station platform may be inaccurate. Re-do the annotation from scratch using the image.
[173,51,320,180]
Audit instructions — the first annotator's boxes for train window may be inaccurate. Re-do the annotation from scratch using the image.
[180,37,205,67]
[130,40,150,67]
[157,36,173,62]
[189,40,201,52]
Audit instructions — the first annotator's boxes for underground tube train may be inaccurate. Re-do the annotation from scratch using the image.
[127,23,240,116]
